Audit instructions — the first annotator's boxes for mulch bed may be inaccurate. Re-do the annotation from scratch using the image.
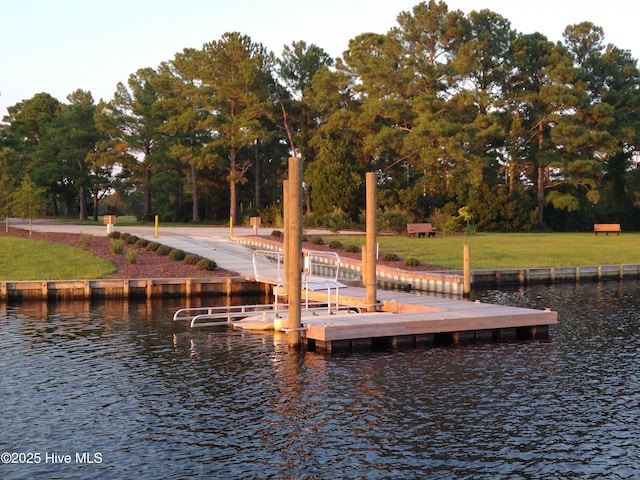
[0,228,237,279]
[1,227,448,281]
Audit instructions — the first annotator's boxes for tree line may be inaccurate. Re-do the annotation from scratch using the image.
[2,0,640,232]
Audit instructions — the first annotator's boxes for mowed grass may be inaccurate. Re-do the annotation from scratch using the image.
[3,231,639,280]
[326,232,640,270]
[0,237,116,280]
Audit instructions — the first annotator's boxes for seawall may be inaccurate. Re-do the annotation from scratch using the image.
[0,277,269,301]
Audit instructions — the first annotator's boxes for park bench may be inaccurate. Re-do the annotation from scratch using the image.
[407,223,436,238]
[594,223,621,235]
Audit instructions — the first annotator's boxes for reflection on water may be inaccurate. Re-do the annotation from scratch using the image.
[1,283,640,479]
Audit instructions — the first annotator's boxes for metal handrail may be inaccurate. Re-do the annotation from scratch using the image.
[173,303,281,322]
[173,300,361,328]
[252,249,342,285]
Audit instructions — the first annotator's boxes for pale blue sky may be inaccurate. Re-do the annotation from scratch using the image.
[1,0,639,118]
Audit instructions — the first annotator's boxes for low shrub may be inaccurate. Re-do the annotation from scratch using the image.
[184,254,201,265]
[302,212,319,229]
[156,245,172,256]
[79,232,92,247]
[108,231,121,239]
[124,234,139,245]
[311,237,324,245]
[322,208,351,233]
[377,208,412,233]
[125,249,138,264]
[169,249,186,261]
[328,240,343,249]
[382,252,400,262]
[136,238,149,248]
[404,257,420,267]
[146,242,160,251]
[345,244,361,253]
[109,239,124,254]
[196,258,217,271]
[271,230,283,238]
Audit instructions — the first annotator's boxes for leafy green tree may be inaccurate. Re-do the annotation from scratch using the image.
[3,92,60,149]
[154,47,211,222]
[305,140,363,218]
[200,32,275,224]
[34,90,105,219]
[276,40,334,156]
[507,32,581,227]
[304,66,358,212]
[393,0,469,213]
[564,22,640,225]
[339,32,408,171]
[449,9,515,194]
[12,174,46,234]
[0,147,18,231]
[2,93,60,213]
[96,67,167,220]
[276,41,335,212]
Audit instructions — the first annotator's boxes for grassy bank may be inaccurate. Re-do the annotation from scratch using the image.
[3,231,639,281]
[324,232,640,270]
[0,237,116,280]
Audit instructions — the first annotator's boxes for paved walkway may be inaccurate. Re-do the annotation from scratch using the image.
[10,219,320,279]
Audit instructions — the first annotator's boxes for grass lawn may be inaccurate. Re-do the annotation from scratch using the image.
[0,237,116,280]
[325,232,640,270]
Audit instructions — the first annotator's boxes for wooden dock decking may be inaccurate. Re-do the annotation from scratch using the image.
[303,299,556,353]
[238,285,559,353]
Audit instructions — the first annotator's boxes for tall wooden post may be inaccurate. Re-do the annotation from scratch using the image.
[365,172,377,312]
[282,180,289,285]
[463,244,471,296]
[286,157,303,346]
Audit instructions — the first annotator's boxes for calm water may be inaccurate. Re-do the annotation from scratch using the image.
[1,282,639,479]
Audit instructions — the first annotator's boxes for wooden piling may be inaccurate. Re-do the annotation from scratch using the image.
[283,179,289,285]
[286,157,303,346]
[365,172,377,312]
[463,244,471,296]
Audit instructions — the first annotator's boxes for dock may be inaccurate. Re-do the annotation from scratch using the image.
[300,289,556,353]
[7,221,558,354]
[173,281,558,354]
[266,286,556,353]
[166,243,557,353]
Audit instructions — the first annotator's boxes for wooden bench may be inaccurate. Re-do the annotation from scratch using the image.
[407,223,436,238]
[594,223,621,235]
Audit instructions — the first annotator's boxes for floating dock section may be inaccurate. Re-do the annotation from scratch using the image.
[209,285,558,354]
[300,293,556,353]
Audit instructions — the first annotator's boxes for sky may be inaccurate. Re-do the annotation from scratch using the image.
[1,0,639,119]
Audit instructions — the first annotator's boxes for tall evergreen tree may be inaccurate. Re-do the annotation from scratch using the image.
[35,90,104,219]
[507,33,581,227]
[97,67,167,220]
[200,32,275,224]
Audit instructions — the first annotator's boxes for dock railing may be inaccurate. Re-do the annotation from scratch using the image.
[252,249,342,285]
[173,300,361,328]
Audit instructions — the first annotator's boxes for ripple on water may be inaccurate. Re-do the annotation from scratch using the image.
[1,286,640,479]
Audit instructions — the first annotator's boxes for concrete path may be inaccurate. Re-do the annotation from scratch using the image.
[9,219,316,278]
